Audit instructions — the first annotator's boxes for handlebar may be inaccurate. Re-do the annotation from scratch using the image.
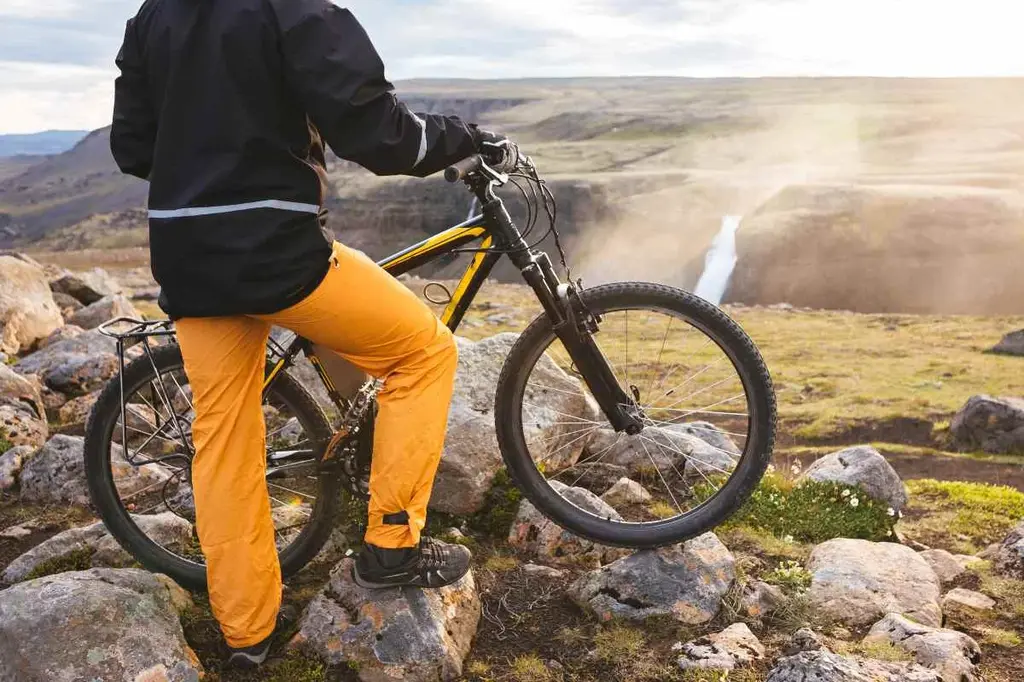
[444,155,484,183]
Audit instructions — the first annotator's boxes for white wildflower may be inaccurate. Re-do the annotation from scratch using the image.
[790,463,802,475]
[841,489,851,498]
[887,507,896,517]
[783,535,795,543]
[850,497,860,508]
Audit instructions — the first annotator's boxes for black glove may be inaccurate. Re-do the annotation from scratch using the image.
[470,125,521,173]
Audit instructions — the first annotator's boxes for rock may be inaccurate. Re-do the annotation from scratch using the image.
[950,395,1024,454]
[292,558,480,681]
[919,549,970,585]
[431,334,596,515]
[569,532,735,624]
[0,568,201,682]
[666,421,741,455]
[587,425,737,481]
[57,392,99,429]
[677,622,765,671]
[2,513,193,583]
[522,563,566,579]
[0,363,45,419]
[509,480,626,566]
[942,588,996,618]
[562,462,630,492]
[739,580,788,619]
[783,628,825,655]
[0,254,64,355]
[13,329,118,396]
[36,323,85,349]
[20,434,170,506]
[68,295,140,330]
[991,329,1024,356]
[765,650,941,682]
[600,477,653,507]
[0,525,32,539]
[50,268,123,305]
[52,291,84,319]
[807,539,942,627]
[864,613,981,682]
[0,444,33,490]
[800,445,908,511]
[0,404,48,450]
[993,520,1024,578]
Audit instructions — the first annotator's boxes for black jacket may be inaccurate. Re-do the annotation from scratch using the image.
[111,0,479,318]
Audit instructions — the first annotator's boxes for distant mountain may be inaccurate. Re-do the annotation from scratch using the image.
[0,130,89,158]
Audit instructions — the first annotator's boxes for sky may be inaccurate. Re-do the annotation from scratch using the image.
[0,0,1021,134]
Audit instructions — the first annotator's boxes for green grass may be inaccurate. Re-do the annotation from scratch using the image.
[979,627,1022,648]
[24,547,94,580]
[0,429,11,456]
[901,480,1024,553]
[834,640,915,663]
[509,654,552,682]
[763,560,813,594]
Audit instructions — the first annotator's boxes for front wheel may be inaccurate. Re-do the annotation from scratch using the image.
[495,282,776,548]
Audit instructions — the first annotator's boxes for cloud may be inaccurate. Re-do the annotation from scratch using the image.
[1,0,1023,133]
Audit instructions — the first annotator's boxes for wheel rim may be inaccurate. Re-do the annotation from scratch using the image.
[512,303,758,527]
[103,355,329,568]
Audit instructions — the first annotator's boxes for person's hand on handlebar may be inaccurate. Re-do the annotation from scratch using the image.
[470,125,522,173]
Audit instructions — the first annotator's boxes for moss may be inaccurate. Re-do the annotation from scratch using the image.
[763,560,813,594]
[719,525,811,562]
[647,501,677,520]
[593,625,646,663]
[25,547,94,580]
[0,428,11,456]
[834,640,915,662]
[482,555,519,572]
[979,627,1022,648]
[718,475,897,544]
[466,468,522,539]
[509,654,552,682]
[905,480,1024,551]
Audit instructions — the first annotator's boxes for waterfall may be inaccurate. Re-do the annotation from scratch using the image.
[693,215,742,306]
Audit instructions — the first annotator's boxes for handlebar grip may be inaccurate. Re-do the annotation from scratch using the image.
[444,155,484,183]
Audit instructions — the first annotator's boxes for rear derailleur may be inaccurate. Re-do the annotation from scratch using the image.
[321,380,377,499]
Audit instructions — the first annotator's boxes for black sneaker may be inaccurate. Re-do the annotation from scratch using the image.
[352,538,472,589]
[226,604,298,669]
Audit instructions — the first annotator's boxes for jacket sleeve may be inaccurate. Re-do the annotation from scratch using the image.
[271,1,478,178]
[110,18,157,180]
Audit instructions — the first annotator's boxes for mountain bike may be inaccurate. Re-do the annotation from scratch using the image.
[83,149,776,590]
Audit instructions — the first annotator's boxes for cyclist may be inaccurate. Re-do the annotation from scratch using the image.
[111,0,516,668]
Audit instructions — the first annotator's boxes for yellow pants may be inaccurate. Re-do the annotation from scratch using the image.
[176,242,458,647]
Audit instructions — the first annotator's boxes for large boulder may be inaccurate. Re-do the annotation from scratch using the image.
[666,421,741,456]
[50,268,123,305]
[431,334,596,515]
[292,558,480,682]
[0,254,64,355]
[508,480,627,566]
[676,622,765,672]
[950,395,1024,454]
[68,295,140,330]
[863,613,981,682]
[0,404,48,450]
[0,568,201,682]
[765,650,941,682]
[13,329,118,396]
[990,329,1024,356]
[0,444,33,490]
[993,520,1024,578]
[19,434,170,506]
[800,445,908,511]
[586,425,736,479]
[2,513,192,583]
[807,539,942,627]
[569,533,735,624]
[0,364,45,420]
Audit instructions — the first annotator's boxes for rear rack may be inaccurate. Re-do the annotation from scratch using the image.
[97,317,175,341]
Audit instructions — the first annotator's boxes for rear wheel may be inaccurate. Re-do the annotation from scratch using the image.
[495,282,776,548]
[84,343,341,590]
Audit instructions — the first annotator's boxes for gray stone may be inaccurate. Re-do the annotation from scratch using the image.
[0,254,64,355]
[20,434,170,506]
[783,628,825,655]
[522,563,566,579]
[600,477,652,507]
[993,520,1024,579]
[50,268,123,305]
[666,421,741,456]
[0,363,45,420]
[807,539,942,627]
[919,549,970,585]
[0,568,201,682]
[765,650,941,682]
[569,533,735,624]
[0,403,48,450]
[13,329,118,396]
[950,395,1024,454]
[586,425,736,481]
[57,392,99,428]
[800,445,908,511]
[36,323,85,349]
[942,588,996,618]
[68,295,140,330]
[0,444,33,490]
[430,334,596,515]
[3,513,192,583]
[739,580,788,619]
[52,291,84,319]
[864,613,981,682]
[991,329,1024,356]
[509,480,627,566]
[292,558,480,682]
[677,622,765,671]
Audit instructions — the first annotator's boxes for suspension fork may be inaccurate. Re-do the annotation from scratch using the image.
[483,196,645,435]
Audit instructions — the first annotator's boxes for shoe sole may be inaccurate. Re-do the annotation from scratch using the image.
[351,565,470,590]
[228,648,270,669]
